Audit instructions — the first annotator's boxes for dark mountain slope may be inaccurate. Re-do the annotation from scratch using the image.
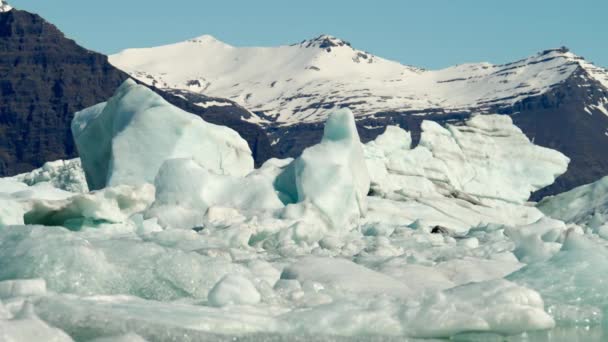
[0,8,272,174]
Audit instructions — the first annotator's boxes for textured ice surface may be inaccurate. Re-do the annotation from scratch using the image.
[208,274,262,307]
[0,107,603,340]
[279,108,370,230]
[146,158,282,229]
[538,175,608,229]
[509,233,608,327]
[12,159,89,193]
[24,184,154,228]
[73,79,253,190]
[365,115,569,204]
[403,279,555,338]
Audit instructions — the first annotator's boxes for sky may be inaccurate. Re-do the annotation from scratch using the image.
[9,0,608,69]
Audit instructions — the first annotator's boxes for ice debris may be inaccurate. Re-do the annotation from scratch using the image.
[0,106,594,340]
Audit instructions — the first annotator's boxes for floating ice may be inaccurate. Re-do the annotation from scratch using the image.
[365,115,569,204]
[404,279,555,338]
[0,106,596,340]
[281,256,413,299]
[0,279,47,299]
[0,317,74,342]
[72,79,253,190]
[23,184,154,228]
[146,158,282,229]
[208,274,261,307]
[538,175,608,229]
[278,108,370,230]
[509,232,608,326]
[12,159,89,193]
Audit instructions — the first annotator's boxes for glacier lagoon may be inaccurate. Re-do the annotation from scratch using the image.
[0,81,606,341]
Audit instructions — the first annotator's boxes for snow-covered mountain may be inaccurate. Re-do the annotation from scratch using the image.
[110,35,608,125]
[110,34,608,198]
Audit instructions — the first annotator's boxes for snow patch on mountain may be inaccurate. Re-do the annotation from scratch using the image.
[0,0,12,12]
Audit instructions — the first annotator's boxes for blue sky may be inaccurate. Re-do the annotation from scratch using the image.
[9,0,608,69]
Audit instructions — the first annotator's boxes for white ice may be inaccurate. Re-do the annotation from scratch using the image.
[0,108,603,340]
[72,79,253,190]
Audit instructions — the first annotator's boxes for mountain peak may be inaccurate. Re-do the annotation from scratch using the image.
[539,46,570,56]
[300,34,352,50]
[0,0,13,12]
[186,34,230,46]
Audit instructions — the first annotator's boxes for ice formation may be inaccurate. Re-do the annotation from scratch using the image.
[146,158,282,229]
[365,114,569,204]
[0,106,605,341]
[509,232,608,326]
[12,159,89,193]
[538,174,608,229]
[73,79,253,190]
[277,108,370,230]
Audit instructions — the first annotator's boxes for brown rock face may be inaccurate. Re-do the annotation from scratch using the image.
[0,9,129,175]
[0,9,274,175]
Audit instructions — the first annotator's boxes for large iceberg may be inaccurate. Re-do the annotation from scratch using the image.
[72,79,253,190]
[365,115,569,204]
[277,108,370,230]
[362,115,570,235]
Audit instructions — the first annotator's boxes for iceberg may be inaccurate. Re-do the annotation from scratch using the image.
[538,175,608,229]
[146,158,283,229]
[365,115,569,204]
[278,108,370,230]
[72,79,253,190]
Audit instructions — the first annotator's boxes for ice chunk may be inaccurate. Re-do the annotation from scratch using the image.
[72,79,253,190]
[0,178,28,194]
[146,158,283,229]
[35,294,279,339]
[281,256,412,299]
[364,194,546,235]
[0,279,47,299]
[405,279,555,338]
[0,317,74,342]
[538,175,608,229]
[0,300,10,320]
[278,109,370,230]
[23,184,154,227]
[0,225,253,301]
[12,159,89,193]
[508,232,608,326]
[0,198,25,226]
[89,333,148,342]
[504,217,567,263]
[208,274,261,307]
[365,115,569,204]
[0,178,77,227]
